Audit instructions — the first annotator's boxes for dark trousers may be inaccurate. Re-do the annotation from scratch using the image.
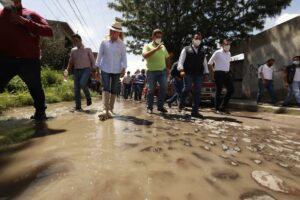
[168,78,183,104]
[256,79,277,103]
[0,57,46,112]
[134,84,144,100]
[214,71,234,110]
[123,83,131,99]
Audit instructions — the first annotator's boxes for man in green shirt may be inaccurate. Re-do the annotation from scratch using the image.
[142,29,170,114]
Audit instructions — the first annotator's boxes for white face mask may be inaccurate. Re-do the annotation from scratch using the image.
[193,39,201,47]
[155,38,162,45]
[223,45,230,51]
[293,61,300,65]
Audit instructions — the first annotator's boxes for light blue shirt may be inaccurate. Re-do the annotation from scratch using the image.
[95,39,127,74]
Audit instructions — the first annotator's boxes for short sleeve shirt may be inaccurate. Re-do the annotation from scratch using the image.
[142,42,169,71]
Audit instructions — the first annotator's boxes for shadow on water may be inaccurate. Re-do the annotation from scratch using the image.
[115,115,154,126]
[0,118,66,153]
[0,158,69,199]
[0,119,67,198]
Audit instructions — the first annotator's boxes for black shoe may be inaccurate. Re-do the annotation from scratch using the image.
[87,98,92,106]
[219,108,231,114]
[158,107,168,113]
[167,101,172,108]
[178,105,184,112]
[191,111,204,119]
[147,108,153,114]
[30,111,47,121]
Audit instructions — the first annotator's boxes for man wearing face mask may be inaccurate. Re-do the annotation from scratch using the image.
[66,34,95,111]
[208,39,234,114]
[283,56,300,107]
[256,58,277,104]
[142,29,171,114]
[177,33,209,118]
[0,0,53,120]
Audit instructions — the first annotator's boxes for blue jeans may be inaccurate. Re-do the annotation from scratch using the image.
[256,79,277,103]
[168,78,183,104]
[134,84,144,100]
[283,84,294,105]
[74,68,91,108]
[146,70,167,110]
[180,75,203,112]
[101,71,120,94]
[292,81,300,104]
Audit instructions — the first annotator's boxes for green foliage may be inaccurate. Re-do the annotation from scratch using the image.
[6,76,27,93]
[108,0,292,57]
[41,66,64,87]
[40,38,71,70]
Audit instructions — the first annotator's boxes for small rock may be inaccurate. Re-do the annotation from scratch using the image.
[242,138,252,143]
[212,169,239,180]
[277,162,289,168]
[222,144,229,151]
[240,189,276,200]
[254,160,262,165]
[233,147,241,152]
[200,145,211,151]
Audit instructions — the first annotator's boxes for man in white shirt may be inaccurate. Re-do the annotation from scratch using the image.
[256,58,277,104]
[177,33,209,118]
[122,71,132,99]
[208,39,234,114]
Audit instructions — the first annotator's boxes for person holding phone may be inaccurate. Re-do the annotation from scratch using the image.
[142,29,171,114]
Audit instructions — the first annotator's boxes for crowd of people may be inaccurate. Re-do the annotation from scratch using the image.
[1,0,299,121]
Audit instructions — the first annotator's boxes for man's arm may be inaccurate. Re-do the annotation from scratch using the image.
[95,42,104,68]
[88,49,96,68]
[142,43,163,59]
[208,52,216,80]
[203,57,209,81]
[10,12,53,37]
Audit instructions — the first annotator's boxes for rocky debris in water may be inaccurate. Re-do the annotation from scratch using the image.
[172,127,180,131]
[194,128,200,133]
[222,144,229,151]
[140,146,163,153]
[231,161,238,166]
[233,147,241,152]
[267,144,284,153]
[166,132,179,137]
[246,146,258,152]
[242,138,252,143]
[208,134,220,138]
[240,189,277,200]
[192,152,212,162]
[183,132,196,136]
[184,142,193,147]
[251,170,300,196]
[253,159,263,165]
[276,162,289,168]
[211,169,239,180]
[200,145,211,151]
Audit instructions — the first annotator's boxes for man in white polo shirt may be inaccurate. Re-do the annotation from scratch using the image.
[208,39,234,114]
[256,58,277,104]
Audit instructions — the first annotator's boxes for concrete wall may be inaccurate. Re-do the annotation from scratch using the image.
[241,16,300,100]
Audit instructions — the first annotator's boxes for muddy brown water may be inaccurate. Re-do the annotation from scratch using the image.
[0,99,300,200]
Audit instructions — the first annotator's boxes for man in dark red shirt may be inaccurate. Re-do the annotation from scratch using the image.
[0,0,53,120]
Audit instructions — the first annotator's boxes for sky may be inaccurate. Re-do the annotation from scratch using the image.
[1,0,299,73]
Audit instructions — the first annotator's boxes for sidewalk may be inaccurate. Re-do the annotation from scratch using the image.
[229,99,300,115]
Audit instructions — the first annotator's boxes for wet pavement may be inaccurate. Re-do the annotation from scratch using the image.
[0,98,300,200]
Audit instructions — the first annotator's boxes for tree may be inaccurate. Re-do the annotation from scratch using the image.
[40,38,71,70]
[108,0,292,58]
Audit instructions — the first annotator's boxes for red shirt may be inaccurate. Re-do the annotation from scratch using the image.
[0,7,53,59]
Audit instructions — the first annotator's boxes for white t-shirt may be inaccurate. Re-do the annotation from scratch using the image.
[208,48,231,72]
[294,67,300,81]
[258,64,273,80]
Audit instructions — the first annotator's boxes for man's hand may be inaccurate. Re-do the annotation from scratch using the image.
[10,13,27,25]
[120,68,126,78]
[155,42,164,51]
[284,82,289,88]
[263,79,268,86]
[180,71,185,78]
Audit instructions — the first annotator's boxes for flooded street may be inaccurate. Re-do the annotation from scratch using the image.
[0,99,300,200]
